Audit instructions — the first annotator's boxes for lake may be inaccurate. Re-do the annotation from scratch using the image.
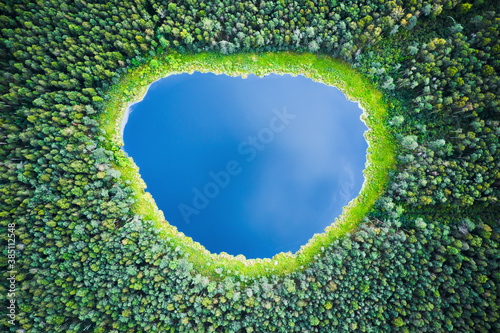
[122,72,368,259]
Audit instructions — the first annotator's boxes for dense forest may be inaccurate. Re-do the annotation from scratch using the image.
[1,0,499,332]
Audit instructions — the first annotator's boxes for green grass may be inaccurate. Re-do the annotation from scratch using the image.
[99,51,397,280]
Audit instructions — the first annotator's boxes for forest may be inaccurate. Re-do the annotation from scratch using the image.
[0,0,499,332]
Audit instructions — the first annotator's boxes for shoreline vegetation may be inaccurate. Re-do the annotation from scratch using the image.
[99,51,396,278]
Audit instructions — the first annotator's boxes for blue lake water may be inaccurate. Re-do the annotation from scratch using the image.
[122,72,368,259]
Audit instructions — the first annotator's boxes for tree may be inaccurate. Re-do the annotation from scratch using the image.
[402,135,418,150]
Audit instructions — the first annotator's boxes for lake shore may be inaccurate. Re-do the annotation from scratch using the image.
[99,51,396,279]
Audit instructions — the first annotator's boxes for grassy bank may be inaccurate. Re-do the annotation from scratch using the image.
[99,51,396,279]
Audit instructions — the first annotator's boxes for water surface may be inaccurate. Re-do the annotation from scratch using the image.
[123,72,368,258]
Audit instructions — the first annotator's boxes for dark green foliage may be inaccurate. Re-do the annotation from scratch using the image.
[0,0,499,332]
